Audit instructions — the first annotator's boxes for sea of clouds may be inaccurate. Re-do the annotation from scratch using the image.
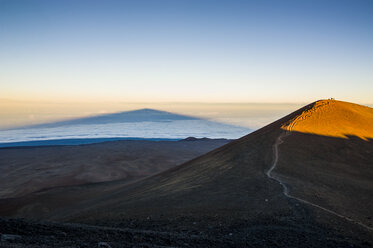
[0,120,251,145]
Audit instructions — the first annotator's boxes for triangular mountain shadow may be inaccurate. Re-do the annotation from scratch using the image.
[21,108,200,129]
[0,108,251,146]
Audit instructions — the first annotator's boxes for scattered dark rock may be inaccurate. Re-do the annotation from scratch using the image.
[1,233,22,242]
[98,242,112,248]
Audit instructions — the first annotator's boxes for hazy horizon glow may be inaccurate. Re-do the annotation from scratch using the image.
[1,0,372,104]
[0,99,309,130]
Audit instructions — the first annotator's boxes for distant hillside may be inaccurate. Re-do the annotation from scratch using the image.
[0,138,230,199]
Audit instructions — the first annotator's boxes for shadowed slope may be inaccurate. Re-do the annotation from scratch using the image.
[273,131,373,228]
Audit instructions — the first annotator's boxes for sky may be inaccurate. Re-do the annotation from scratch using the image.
[0,0,372,128]
[0,0,372,103]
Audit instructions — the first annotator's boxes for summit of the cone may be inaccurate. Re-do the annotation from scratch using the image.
[281,99,373,139]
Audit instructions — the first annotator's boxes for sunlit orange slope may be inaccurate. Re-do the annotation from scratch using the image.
[281,99,373,139]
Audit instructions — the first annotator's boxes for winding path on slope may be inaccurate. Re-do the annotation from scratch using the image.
[266,130,373,232]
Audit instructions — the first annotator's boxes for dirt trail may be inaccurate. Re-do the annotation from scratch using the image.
[266,130,373,232]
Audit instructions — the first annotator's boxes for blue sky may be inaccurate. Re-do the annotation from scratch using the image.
[1,0,372,103]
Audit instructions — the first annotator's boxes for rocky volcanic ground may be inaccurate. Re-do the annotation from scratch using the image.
[1,214,371,248]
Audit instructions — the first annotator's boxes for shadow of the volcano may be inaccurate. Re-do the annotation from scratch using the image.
[273,130,373,230]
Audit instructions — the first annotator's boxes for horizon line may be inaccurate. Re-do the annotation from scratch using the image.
[2,98,372,106]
